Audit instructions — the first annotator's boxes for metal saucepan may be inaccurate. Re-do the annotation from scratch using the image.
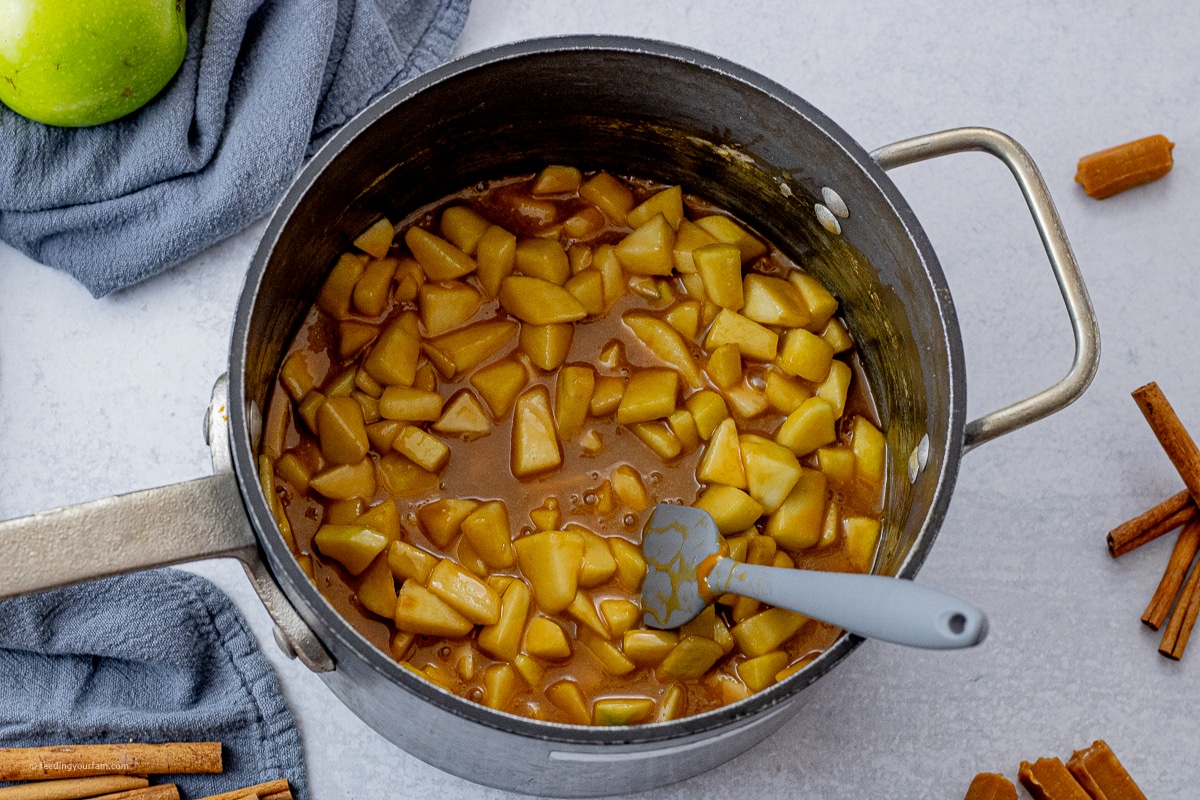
[0,36,1099,796]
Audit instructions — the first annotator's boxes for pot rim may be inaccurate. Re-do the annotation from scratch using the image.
[229,34,966,745]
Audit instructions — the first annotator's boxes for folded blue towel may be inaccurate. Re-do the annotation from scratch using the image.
[0,569,308,800]
[0,0,469,298]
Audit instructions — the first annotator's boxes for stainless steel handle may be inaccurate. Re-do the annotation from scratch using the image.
[871,127,1100,452]
[0,376,334,672]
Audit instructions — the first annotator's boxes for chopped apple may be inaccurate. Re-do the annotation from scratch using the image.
[515,530,584,614]
[317,395,369,465]
[424,319,519,378]
[816,360,852,418]
[693,243,744,310]
[427,558,501,625]
[375,453,438,497]
[520,322,574,371]
[576,530,617,588]
[666,408,700,454]
[615,213,676,276]
[316,253,365,321]
[512,386,562,478]
[309,458,376,501]
[357,553,398,618]
[706,343,742,389]
[778,328,834,382]
[685,390,730,440]
[622,311,704,389]
[704,309,778,362]
[356,498,400,542]
[609,537,647,592]
[616,368,679,425]
[610,465,650,511]
[579,171,634,224]
[498,275,587,324]
[693,485,765,535]
[470,357,529,419]
[819,317,854,353]
[476,224,517,297]
[851,416,886,486]
[313,524,388,575]
[844,517,881,572]
[460,500,515,569]
[353,256,399,318]
[742,273,810,328]
[516,238,571,285]
[788,271,840,330]
[394,581,473,638]
[630,422,683,460]
[387,540,438,583]
[817,445,856,484]
[594,244,626,309]
[657,635,724,680]
[627,185,684,230]
[775,396,835,457]
[696,417,747,488]
[477,579,532,662]
[588,375,626,417]
[404,226,477,281]
[353,217,394,259]
[378,385,444,422]
[739,434,802,513]
[693,215,767,262]
[554,364,595,440]
[417,498,480,548]
[765,370,812,414]
[432,390,490,441]
[418,280,482,336]
[672,219,719,274]
[765,469,827,550]
[439,206,491,255]
[664,299,701,339]
[564,268,604,315]
[532,165,582,195]
[732,607,807,658]
[364,311,420,387]
[623,629,678,666]
[336,321,379,362]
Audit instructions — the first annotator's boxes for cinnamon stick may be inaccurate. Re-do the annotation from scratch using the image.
[1108,489,1196,556]
[86,786,180,800]
[1141,519,1200,629]
[193,779,290,800]
[0,776,147,800]
[259,792,292,800]
[0,744,221,781]
[1159,547,1200,659]
[1132,383,1200,498]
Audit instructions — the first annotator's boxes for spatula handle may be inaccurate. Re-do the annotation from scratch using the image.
[708,559,987,649]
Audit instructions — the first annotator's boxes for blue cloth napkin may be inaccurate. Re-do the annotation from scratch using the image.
[0,569,308,800]
[0,0,469,298]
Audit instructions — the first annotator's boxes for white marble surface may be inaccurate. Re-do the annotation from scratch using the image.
[2,1,1198,797]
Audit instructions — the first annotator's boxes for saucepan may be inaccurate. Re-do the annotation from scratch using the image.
[0,36,1099,796]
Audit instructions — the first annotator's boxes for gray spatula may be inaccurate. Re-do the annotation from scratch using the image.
[641,504,987,649]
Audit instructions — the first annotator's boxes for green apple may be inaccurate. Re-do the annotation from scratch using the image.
[0,0,187,127]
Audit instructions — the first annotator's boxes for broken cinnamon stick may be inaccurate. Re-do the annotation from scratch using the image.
[964,772,1017,800]
[0,743,222,781]
[1108,489,1196,556]
[1141,519,1200,629]
[0,776,148,800]
[193,779,290,800]
[86,786,180,800]
[1158,544,1200,659]
[1018,758,1092,800]
[1066,740,1147,800]
[1132,383,1200,498]
[259,792,292,800]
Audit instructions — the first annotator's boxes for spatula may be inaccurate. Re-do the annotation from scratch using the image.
[641,504,987,649]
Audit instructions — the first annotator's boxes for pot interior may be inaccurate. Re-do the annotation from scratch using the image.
[231,36,965,739]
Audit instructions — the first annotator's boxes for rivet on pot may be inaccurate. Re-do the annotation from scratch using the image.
[907,434,930,483]
[814,203,841,235]
[247,400,262,451]
[821,186,849,218]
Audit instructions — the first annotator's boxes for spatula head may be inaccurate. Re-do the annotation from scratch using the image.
[641,504,722,629]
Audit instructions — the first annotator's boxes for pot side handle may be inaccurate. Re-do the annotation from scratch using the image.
[0,376,334,673]
[870,127,1100,453]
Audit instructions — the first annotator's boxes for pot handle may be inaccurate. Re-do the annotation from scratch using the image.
[0,376,334,673]
[870,127,1100,452]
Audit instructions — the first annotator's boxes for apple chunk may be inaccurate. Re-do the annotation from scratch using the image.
[511,386,562,478]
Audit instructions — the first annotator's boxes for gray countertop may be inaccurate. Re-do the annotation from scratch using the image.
[2,2,1196,797]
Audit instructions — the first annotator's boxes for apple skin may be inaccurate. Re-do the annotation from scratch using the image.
[0,0,187,127]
